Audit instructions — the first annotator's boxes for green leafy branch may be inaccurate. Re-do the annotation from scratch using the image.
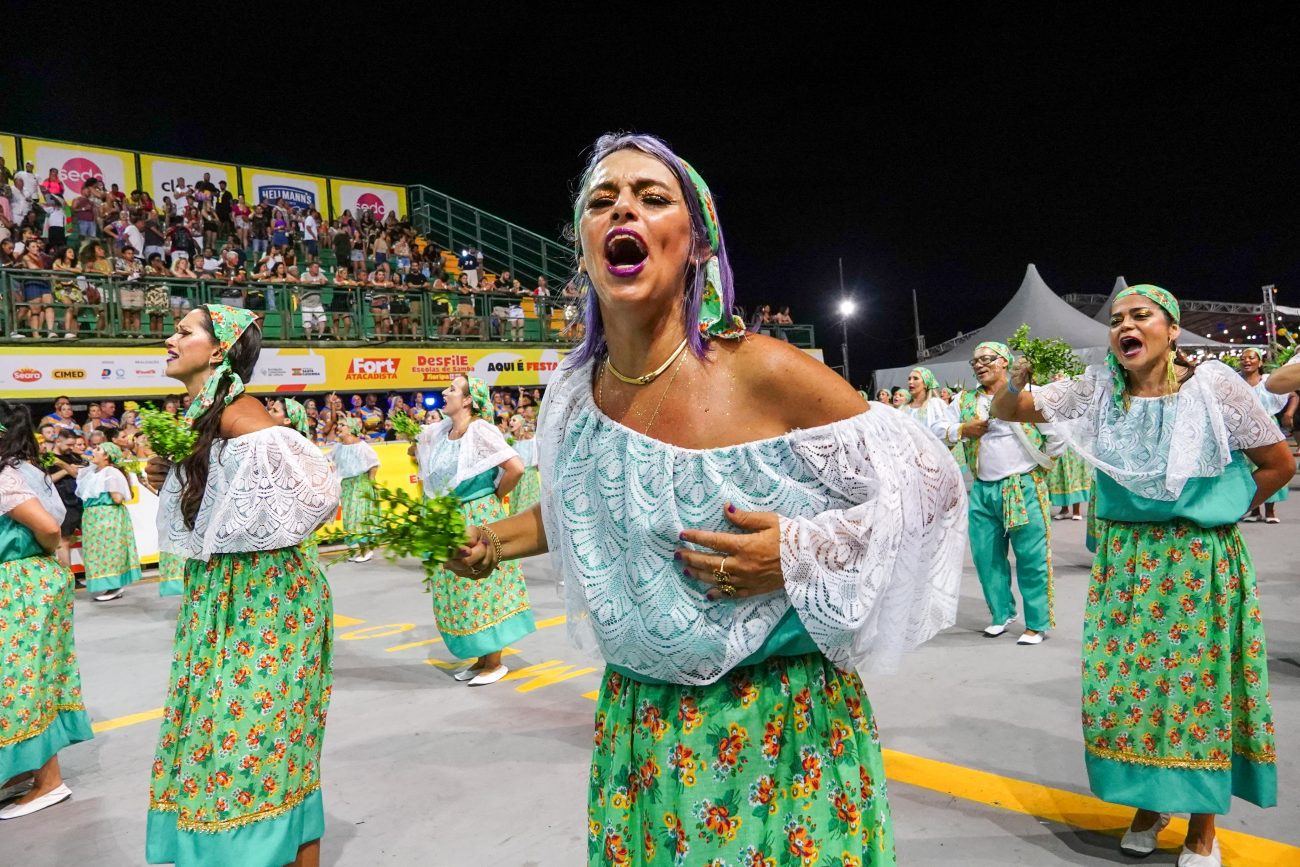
[1007,324,1085,385]
[389,412,423,441]
[316,484,467,585]
[138,405,198,463]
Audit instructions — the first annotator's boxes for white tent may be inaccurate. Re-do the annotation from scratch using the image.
[874,264,1113,389]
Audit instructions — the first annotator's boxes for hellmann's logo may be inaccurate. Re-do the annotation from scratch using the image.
[346,358,399,380]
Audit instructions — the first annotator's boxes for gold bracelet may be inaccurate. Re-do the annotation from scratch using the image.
[479,524,504,570]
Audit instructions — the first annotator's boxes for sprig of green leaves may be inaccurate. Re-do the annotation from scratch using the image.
[1007,324,1085,385]
[138,405,198,463]
[316,484,467,586]
[389,412,423,441]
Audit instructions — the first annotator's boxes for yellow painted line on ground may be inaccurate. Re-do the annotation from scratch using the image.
[334,614,366,627]
[92,708,164,733]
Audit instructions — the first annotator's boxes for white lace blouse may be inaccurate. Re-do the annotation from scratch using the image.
[0,464,66,525]
[537,358,967,685]
[1031,360,1282,500]
[158,426,340,562]
[331,441,381,480]
[415,419,517,496]
[75,465,131,501]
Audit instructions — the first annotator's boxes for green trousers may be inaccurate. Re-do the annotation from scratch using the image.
[969,475,1054,632]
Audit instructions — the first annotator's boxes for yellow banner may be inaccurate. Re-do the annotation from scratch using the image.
[240,167,328,212]
[19,137,138,196]
[329,178,408,222]
[0,345,571,399]
[0,135,16,175]
[139,153,238,210]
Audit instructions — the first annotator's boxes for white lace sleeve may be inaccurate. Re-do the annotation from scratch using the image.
[453,419,517,487]
[1213,367,1285,450]
[1031,366,1104,422]
[17,463,65,526]
[194,427,340,559]
[780,408,967,675]
[102,467,132,499]
[0,465,36,515]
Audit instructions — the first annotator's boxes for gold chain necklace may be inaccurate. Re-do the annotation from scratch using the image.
[604,337,689,386]
[598,350,687,437]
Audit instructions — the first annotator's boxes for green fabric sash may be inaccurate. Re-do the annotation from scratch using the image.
[959,389,1048,529]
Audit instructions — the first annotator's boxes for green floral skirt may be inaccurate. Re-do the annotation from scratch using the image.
[157,551,187,597]
[429,494,535,659]
[0,554,94,781]
[1049,448,1091,508]
[146,547,333,867]
[510,466,541,515]
[1082,519,1276,814]
[340,474,379,546]
[82,503,143,593]
[589,653,894,866]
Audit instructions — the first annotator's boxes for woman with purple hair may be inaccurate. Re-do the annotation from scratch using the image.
[445,133,966,865]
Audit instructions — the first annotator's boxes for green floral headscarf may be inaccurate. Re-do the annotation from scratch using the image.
[184,304,259,425]
[910,367,941,393]
[283,398,310,438]
[1106,284,1182,411]
[462,376,495,423]
[976,341,1014,365]
[341,416,363,437]
[99,442,129,468]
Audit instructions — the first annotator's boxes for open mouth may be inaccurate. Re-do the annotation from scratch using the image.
[603,228,648,277]
[1118,335,1143,358]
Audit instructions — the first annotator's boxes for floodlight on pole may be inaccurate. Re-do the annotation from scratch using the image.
[838,299,857,317]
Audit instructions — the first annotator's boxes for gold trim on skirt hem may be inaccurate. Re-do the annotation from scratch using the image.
[435,603,531,637]
[0,702,87,748]
[149,780,320,833]
[1087,742,1275,770]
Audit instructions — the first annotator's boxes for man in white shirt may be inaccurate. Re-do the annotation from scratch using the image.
[13,161,39,222]
[123,216,146,255]
[933,340,1064,645]
[298,261,328,339]
[303,209,320,263]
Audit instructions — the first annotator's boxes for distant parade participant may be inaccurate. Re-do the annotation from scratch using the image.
[333,417,380,562]
[446,133,966,866]
[904,365,948,432]
[993,285,1292,867]
[934,341,1062,644]
[146,304,339,867]
[0,401,94,820]
[1047,373,1092,521]
[414,374,532,686]
[890,386,909,408]
[506,414,540,514]
[1238,348,1295,523]
[76,442,142,602]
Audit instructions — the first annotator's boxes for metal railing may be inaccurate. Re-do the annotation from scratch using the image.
[918,328,982,360]
[408,185,573,289]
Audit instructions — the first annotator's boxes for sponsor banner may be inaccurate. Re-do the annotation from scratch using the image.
[329,179,407,223]
[19,137,138,196]
[0,134,16,176]
[240,167,326,211]
[139,154,237,209]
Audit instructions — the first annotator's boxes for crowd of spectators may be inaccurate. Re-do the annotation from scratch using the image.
[0,158,586,342]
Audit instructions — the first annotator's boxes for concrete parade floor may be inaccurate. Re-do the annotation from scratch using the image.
[5,517,1297,866]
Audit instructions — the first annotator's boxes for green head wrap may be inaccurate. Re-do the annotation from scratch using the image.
[99,442,128,467]
[1106,284,1182,412]
[462,376,495,423]
[910,367,941,393]
[341,416,363,437]
[184,304,259,425]
[283,398,310,438]
[975,341,1014,365]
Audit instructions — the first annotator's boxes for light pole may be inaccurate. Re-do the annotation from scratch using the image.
[838,298,856,384]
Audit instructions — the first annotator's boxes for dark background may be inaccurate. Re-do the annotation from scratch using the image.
[3,11,1295,383]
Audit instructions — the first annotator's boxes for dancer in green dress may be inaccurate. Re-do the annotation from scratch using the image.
[145,304,340,867]
[445,134,966,866]
[332,418,381,562]
[507,414,540,515]
[76,442,142,602]
[415,375,533,686]
[0,401,94,820]
[993,285,1294,867]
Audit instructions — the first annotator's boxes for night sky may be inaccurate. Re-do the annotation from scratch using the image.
[4,13,1295,383]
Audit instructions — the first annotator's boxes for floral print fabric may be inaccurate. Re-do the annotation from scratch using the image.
[588,653,894,866]
[1082,519,1276,809]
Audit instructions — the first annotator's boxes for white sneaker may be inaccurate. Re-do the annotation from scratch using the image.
[1119,812,1171,857]
[1070,515,1083,521]
[1177,839,1220,867]
[467,664,509,686]
[354,551,374,563]
[63,332,77,339]
[0,784,72,819]
[9,332,24,339]
[1017,631,1046,645]
[93,588,124,602]
[983,617,1016,637]
[453,666,480,682]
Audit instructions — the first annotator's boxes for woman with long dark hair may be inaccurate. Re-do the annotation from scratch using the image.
[144,304,339,866]
[0,399,94,819]
[445,133,965,865]
[993,285,1293,866]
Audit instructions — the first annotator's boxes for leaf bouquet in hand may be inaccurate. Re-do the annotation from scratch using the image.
[1007,324,1085,385]
[389,411,423,441]
[317,484,467,586]
[138,405,199,462]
